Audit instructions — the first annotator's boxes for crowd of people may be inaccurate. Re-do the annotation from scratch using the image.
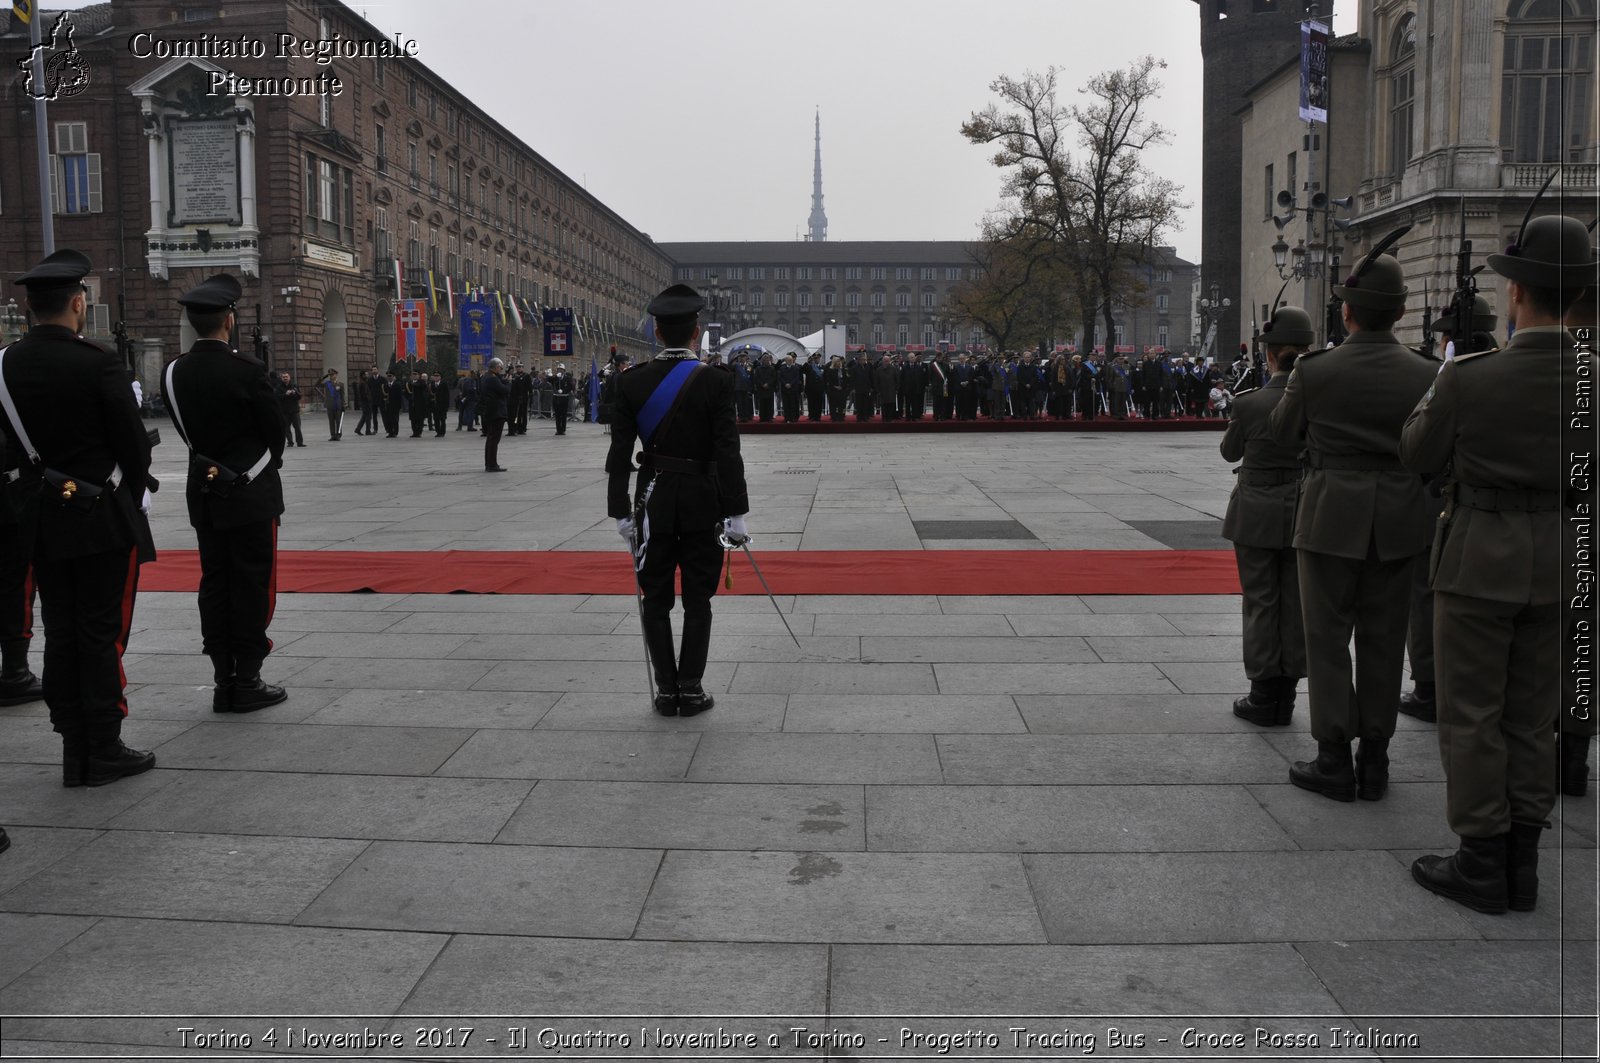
[716,348,1244,423]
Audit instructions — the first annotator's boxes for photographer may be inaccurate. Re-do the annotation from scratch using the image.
[319,369,344,441]
[274,371,304,448]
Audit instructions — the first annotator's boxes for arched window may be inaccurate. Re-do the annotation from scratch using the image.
[1502,0,1597,163]
[1389,14,1417,176]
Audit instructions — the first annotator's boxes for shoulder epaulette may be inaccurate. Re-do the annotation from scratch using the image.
[1297,346,1327,361]
[1452,347,1499,364]
[229,349,263,366]
[72,334,113,355]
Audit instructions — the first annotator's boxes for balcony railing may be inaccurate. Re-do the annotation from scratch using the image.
[1502,163,1598,189]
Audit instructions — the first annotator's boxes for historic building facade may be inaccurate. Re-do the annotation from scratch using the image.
[0,0,672,395]
[1235,0,1600,344]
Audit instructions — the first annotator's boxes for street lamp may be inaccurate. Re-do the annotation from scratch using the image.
[0,299,23,345]
[1197,283,1231,360]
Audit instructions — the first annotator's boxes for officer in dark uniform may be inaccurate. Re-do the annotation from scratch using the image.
[1268,234,1439,803]
[550,363,574,434]
[777,354,802,422]
[161,274,288,714]
[509,365,533,434]
[823,355,848,421]
[1397,296,1498,725]
[407,369,432,437]
[382,371,404,436]
[804,353,826,421]
[1219,306,1312,726]
[431,372,450,437]
[0,429,43,706]
[0,249,155,786]
[1403,214,1596,914]
[606,284,749,716]
[849,352,875,421]
[480,357,510,471]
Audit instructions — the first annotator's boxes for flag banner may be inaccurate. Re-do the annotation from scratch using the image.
[904,344,926,353]
[427,270,438,314]
[445,275,455,319]
[12,0,31,24]
[873,344,896,352]
[508,293,524,330]
[846,344,866,352]
[1143,345,1169,354]
[544,307,574,358]
[1300,18,1330,124]
[587,355,600,421]
[459,295,494,371]
[395,300,427,364]
[393,258,405,301]
[1114,344,1137,354]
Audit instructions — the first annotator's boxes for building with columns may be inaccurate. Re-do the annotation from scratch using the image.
[0,0,672,397]
[1337,0,1596,345]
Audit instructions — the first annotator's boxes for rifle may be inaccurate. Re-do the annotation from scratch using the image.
[1420,283,1435,356]
[114,295,161,492]
[1449,199,1481,356]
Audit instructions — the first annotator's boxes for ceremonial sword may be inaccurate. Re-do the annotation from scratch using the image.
[718,523,803,650]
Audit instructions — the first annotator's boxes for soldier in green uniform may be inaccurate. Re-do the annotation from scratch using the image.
[1219,305,1312,726]
[1268,233,1440,802]
[1398,296,1499,724]
[1401,213,1596,914]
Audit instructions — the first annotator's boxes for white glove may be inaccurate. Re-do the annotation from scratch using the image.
[616,517,635,545]
[724,515,748,540]
[140,488,152,514]
[131,380,143,406]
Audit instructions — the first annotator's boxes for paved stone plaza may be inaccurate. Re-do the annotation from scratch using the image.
[0,423,1594,1061]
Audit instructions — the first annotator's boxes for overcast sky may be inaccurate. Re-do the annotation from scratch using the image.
[70,0,1357,261]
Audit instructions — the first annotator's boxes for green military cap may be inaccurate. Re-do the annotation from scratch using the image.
[1487,214,1599,289]
[1333,253,1408,309]
[1259,305,1315,346]
[1431,295,1497,336]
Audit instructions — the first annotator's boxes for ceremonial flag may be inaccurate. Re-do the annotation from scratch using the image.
[494,290,507,325]
[427,270,438,314]
[544,307,574,358]
[508,293,524,330]
[395,300,426,364]
[459,294,494,371]
[1300,18,1330,124]
[588,355,600,422]
[392,257,404,301]
[444,274,455,318]
[12,0,31,23]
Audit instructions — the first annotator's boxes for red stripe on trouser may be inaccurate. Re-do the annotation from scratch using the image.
[113,547,139,717]
[265,520,279,653]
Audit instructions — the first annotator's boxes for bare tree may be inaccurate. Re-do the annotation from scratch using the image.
[949,218,1078,353]
[962,57,1185,352]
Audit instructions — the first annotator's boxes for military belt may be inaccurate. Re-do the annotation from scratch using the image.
[1307,453,1405,472]
[1236,468,1301,487]
[1454,484,1562,513]
[637,453,715,476]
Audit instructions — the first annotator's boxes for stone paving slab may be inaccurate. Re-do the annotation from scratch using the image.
[152,722,476,776]
[866,784,1295,853]
[0,913,99,994]
[780,694,1026,733]
[1248,783,1460,851]
[532,692,789,732]
[0,828,103,895]
[303,688,561,729]
[498,781,866,851]
[0,831,367,924]
[294,841,661,937]
[469,660,738,693]
[933,661,1176,695]
[0,716,198,765]
[861,635,1096,664]
[285,656,498,691]
[686,733,942,784]
[1024,851,1478,944]
[935,733,1289,785]
[435,729,701,781]
[635,850,1046,944]
[384,609,630,634]
[1005,612,1187,635]
[1015,692,1304,734]
[1,764,177,829]
[122,683,348,724]
[105,771,533,842]
[730,662,937,695]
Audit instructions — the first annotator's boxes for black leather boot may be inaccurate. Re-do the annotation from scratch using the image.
[1411,834,1509,914]
[0,639,44,707]
[209,655,235,713]
[1562,733,1591,797]
[1397,682,1436,723]
[676,682,715,718]
[641,617,679,714]
[0,825,9,855]
[226,661,287,713]
[1355,736,1390,802]
[1274,676,1298,726]
[1231,679,1279,727]
[1289,741,1356,802]
[1506,820,1546,912]
[65,738,156,788]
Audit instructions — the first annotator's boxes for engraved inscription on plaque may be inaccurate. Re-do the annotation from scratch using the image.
[169,119,240,226]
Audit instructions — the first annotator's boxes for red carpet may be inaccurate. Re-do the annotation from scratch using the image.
[142,549,1242,596]
[738,416,1226,434]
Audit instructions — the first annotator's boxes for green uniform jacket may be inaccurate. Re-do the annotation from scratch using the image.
[1267,330,1440,560]
[1399,326,1572,605]
[1220,372,1302,549]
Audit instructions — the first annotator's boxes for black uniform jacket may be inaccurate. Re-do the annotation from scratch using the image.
[605,356,749,524]
[479,371,510,420]
[161,340,286,530]
[1219,373,1303,549]
[0,325,152,560]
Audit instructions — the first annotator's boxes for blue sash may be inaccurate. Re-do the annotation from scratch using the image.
[637,360,701,444]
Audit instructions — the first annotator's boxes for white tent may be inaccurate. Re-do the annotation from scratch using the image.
[719,326,809,360]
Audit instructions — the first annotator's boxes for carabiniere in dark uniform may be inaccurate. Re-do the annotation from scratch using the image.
[160,274,289,714]
[1220,304,1313,728]
[0,249,156,787]
[606,284,749,717]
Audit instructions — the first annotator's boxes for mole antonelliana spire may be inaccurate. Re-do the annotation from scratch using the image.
[807,109,827,242]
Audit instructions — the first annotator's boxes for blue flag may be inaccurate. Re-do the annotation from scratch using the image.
[587,356,600,422]
[459,296,494,371]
